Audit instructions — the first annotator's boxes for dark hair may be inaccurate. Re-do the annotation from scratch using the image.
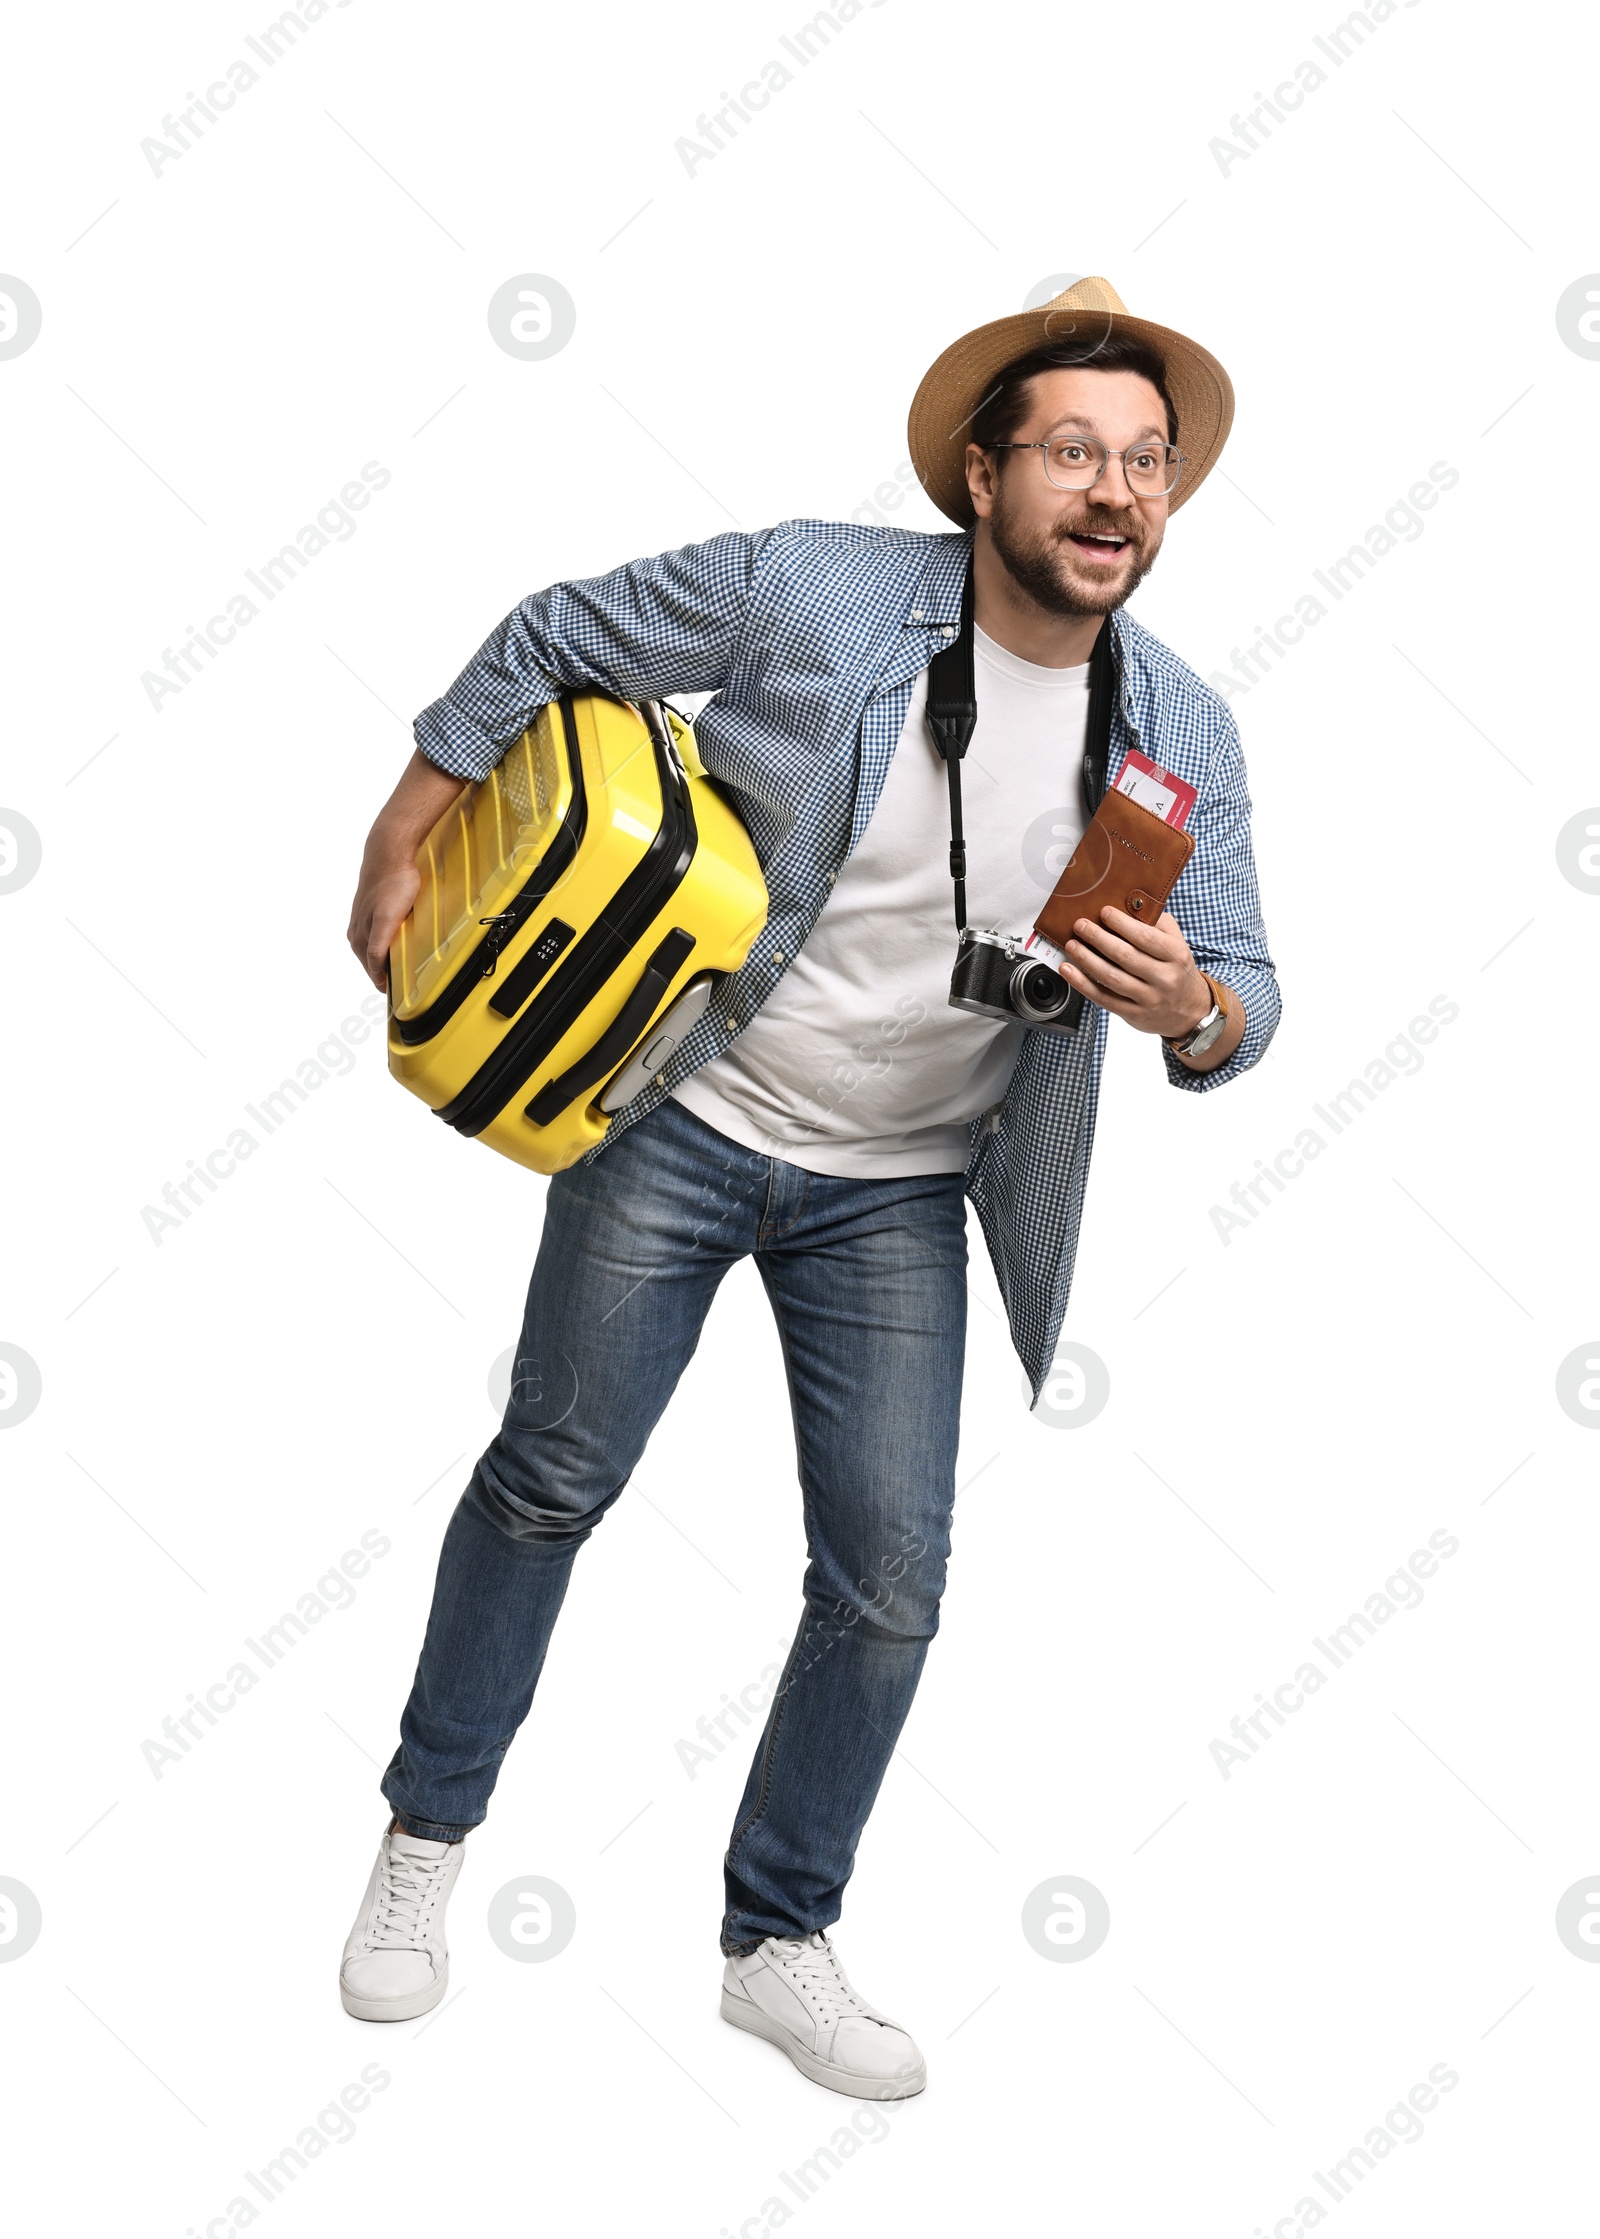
[970,335,1178,450]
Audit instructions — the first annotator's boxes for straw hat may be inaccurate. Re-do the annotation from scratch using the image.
[907,275,1234,526]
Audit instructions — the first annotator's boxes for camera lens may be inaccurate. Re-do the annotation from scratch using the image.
[1010,960,1072,1023]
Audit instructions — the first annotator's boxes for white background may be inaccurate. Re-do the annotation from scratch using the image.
[2,1,1596,2232]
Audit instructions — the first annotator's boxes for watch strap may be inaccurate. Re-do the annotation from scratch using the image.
[1167,974,1226,1054]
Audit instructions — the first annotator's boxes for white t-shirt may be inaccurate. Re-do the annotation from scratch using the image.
[671,626,1090,1176]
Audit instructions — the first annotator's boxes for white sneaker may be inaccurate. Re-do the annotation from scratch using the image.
[721,1930,926,2098]
[340,1822,465,2022]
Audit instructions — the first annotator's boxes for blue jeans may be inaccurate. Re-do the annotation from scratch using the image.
[381,1096,969,1954]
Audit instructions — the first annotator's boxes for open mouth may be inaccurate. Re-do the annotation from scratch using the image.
[1064,531,1131,563]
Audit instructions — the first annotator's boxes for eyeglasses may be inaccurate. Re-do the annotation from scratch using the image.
[985,433,1185,498]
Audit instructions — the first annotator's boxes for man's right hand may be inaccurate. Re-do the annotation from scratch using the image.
[347,748,470,992]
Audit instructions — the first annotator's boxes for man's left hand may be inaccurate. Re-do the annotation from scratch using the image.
[1056,907,1211,1039]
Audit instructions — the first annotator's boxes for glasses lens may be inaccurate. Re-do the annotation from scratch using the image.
[1043,438,1182,494]
[1124,443,1181,494]
[1043,436,1105,489]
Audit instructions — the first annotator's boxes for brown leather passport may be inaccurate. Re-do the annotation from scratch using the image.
[1035,788,1195,949]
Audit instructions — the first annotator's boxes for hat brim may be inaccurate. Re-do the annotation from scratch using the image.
[907,299,1234,526]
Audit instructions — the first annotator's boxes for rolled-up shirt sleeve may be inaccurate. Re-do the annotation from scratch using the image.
[1160,704,1281,1093]
[413,527,777,782]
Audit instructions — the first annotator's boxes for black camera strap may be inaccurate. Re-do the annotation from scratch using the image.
[924,546,1118,1031]
[924,555,978,933]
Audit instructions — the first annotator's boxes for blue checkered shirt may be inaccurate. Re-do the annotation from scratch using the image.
[414,521,1281,1402]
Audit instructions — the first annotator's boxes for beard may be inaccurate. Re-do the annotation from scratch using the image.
[989,498,1160,619]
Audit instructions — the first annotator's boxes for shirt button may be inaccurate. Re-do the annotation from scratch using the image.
[940,625,954,637]
[910,608,924,621]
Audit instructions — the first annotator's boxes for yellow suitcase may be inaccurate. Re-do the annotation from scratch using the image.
[387,693,767,1174]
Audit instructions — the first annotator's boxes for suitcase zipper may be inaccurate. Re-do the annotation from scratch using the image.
[477,914,522,973]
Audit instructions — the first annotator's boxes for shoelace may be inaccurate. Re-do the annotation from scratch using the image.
[366,1843,450,1949]
[767,1932,869,2024]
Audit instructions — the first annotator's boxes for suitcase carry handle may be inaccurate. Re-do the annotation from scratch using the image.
[597,973,716,1113]
[521,927,698,1128]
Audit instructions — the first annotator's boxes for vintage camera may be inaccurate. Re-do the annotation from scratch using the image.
[948,927,1076,1031]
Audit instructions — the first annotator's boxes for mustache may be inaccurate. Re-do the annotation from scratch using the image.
[1053,509,1145,545]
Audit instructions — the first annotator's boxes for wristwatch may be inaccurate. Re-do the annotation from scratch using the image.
[1165,975,1229,1059]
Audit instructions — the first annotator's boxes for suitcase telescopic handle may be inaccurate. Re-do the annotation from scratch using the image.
[638,697,687,781]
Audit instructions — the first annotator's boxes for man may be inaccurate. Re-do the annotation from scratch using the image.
[339,279,1279,2097]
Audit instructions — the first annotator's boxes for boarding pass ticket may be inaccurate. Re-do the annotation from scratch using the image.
[1113,748,1197,828]
[1021,927,1069,969]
